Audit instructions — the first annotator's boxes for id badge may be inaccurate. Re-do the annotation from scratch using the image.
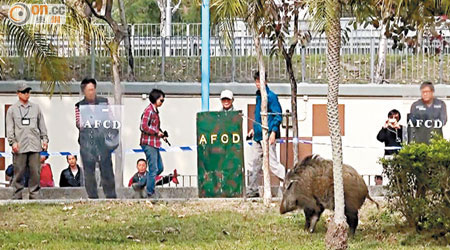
[21,118,30,126]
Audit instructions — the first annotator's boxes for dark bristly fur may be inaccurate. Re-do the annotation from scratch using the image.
[280,154,378,235]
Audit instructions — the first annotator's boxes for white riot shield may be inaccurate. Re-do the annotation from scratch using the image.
[404,88,447,144]
[79,104,124,191]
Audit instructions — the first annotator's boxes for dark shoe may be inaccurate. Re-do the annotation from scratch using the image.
[172,169,179,185]
[132,183,145,191]
[29,192,42,200]
[246,192,260,198]
[147,191,161,199]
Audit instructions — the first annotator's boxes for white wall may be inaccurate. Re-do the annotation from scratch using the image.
[1,92,449,186]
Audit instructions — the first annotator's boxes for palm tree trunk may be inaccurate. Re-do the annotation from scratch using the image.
[254,33,271,206]
[111,41,124,187]
[324,1,348,249]
[375,2,388,84]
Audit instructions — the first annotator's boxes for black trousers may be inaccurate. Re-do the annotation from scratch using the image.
[80,148,117,199]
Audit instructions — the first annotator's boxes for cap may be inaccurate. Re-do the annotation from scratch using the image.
[220,90,233,100]
[17,83,32,92]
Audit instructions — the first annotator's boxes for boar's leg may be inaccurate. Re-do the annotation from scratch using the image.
[304,206,324,233]
[309,207,324,233]
[303,208,314,231]
[345,210,359,236]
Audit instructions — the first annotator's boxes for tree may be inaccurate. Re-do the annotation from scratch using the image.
[264,0,309,166]
[120,0,200,23]
[374,0,390,84]
[322,1,348,248]
[211,0,273,205]
[80,0,131,186]
[370,0,450,83]
[308,0,450,248]
[157,0,181,37]
[247,0,271,206]
[0,0,104,94]
[123,0,160,24]
[307,0,352,248]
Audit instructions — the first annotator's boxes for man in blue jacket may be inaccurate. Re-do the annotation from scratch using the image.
[246,71,285,197]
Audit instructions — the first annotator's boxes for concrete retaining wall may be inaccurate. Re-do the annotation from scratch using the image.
[0,185,386,200]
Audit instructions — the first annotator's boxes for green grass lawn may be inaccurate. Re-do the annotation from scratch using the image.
[0,200,447,249]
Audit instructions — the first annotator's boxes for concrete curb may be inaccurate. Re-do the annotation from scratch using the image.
[0,187,198,200]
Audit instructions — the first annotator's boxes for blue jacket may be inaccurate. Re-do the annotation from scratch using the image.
[254,86,283,142]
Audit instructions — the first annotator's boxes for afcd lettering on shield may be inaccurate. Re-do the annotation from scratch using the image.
[198,133,241,145]
[407,119,443,128]
[83,120,121,129]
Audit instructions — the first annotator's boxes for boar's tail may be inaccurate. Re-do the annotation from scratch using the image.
[366,194,380,209]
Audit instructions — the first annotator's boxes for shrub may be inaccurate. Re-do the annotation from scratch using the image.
[380,136,450,243]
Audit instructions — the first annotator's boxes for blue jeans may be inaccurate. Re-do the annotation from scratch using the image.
[141,145,164,195]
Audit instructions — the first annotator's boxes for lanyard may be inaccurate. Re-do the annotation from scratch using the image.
[19,105,30,118]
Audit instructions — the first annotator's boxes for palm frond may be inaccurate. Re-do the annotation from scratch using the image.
[306,0,327,33]
[211,0,246,47]
[0,0,106,95]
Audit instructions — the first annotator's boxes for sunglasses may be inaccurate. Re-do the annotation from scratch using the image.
[19,90,30,94]
[159,99,165,103]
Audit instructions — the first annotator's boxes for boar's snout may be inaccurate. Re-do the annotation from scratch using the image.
[280,198,287,214]
[279,188,297,214]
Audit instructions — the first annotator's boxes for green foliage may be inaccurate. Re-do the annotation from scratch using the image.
[349,0,450,51]
[179,0,201,23]
[0,0,106,95]
[123,0,160,24]
[120,0,200,23]
[381,136,450,244]
[210,0,247,46]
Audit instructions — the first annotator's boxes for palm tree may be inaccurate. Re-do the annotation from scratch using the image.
[324,1,348,248]
[307,1,450,248]
[0,0,104,94]
[308,0,348,248]
[1,0,130,186]
[211,0,273,205]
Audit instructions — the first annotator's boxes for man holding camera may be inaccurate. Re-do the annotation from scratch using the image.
[377,109,403,156]
[140,89,167,198]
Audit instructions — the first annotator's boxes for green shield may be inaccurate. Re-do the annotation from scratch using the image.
[196,111,245,198]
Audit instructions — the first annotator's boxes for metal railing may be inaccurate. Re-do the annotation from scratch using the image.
[166,175,197,188]
[1,22,449,84]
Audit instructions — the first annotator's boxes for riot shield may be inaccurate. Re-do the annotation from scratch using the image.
[79,104,123,197]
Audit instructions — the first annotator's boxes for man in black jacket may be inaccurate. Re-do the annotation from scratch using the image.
[75,78,117,198]
[60,155,84,187]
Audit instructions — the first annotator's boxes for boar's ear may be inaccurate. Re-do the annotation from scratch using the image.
[293,155,316,174]
[300,155,318,166]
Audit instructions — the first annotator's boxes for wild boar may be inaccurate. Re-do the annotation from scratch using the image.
[280,155,378,235]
